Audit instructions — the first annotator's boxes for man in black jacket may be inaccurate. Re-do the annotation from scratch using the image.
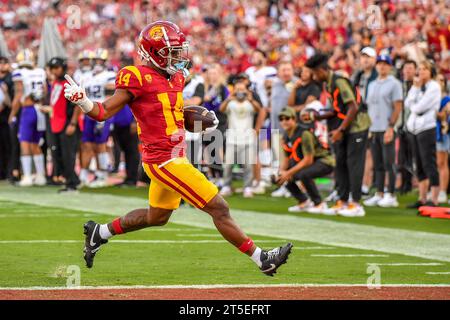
[0,56,17,182]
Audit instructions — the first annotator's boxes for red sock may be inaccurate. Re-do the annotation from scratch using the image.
[112,218,124,234]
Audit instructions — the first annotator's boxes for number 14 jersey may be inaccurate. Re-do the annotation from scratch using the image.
[115,65,186,164]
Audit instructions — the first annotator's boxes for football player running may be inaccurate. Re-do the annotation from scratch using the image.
[79,49,115,187]
[8,49,47,187]
[64,21,292,276]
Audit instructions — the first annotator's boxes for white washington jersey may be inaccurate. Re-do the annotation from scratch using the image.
[12,67,47,103]
[84,70,116,101]
[73,68,93,85]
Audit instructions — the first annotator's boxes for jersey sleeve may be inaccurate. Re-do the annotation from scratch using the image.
[11,69,23,82]
[115,66,144,98]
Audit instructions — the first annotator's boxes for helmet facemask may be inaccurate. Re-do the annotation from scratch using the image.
[140,41,190,76]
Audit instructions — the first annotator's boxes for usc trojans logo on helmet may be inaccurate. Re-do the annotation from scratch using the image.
[148,26,164,41]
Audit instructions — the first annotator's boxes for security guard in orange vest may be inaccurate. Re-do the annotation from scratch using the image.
[304,53,371,217]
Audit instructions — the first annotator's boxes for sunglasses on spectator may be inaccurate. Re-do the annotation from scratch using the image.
[279,117,292,122]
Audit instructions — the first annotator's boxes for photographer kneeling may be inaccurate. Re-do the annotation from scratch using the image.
[276,107,335,214]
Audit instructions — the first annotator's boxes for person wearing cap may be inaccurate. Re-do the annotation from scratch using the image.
[305,53,371,217]
[47,57,81,193]
[276,107,335,213]
[351,47,378,198]
[363,54,403,208]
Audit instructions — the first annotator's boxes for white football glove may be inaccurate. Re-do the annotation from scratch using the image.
[64,74,94,113]
[204,110,219,133]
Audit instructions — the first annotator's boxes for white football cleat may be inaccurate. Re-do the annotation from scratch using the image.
[87,178,107,188]
[19,175,34,187]
[34,175,47,186]
[377,193,399,208]
[307,202,328,214]
[271,185,291,198]
[438,191,448,204]
[220,186,232,197]
[363,193,383,207]
[288,199,313,212]
[243,187,254,198]
[337,203,366,217]
[321,200,346,215]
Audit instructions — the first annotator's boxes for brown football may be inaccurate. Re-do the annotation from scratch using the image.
[183,105,216,132]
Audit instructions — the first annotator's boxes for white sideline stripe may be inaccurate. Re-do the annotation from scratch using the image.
[293,246,335,250]
[176,234,222,237]
[142,228,203,232]
[367,263,443,266]
[1,185,450,262]
[1,283,450,291]
[0,240,283,244]
[312,254,389,257]
[426,272,450,275]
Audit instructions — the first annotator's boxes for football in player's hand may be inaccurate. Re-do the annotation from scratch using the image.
[184,105,216,132]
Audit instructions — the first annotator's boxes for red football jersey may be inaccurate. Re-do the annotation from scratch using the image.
[115,65,186,164]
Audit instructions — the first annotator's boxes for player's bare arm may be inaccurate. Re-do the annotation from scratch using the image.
[8,81,23,124]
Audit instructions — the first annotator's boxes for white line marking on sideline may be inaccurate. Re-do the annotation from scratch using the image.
[293,246,335,250]
[312,254,389,257]
[426,272,450,275]
[2,185,450,262]
[367,263,443,266]
[1,283,450,291]
[0,239,284,244]
[141,228,203,232]
[176,234,223,237]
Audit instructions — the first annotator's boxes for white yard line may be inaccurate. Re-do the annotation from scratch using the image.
[367,263,443,266]
[1,283,450,291]
[176,234,223,237]
[142,228,203,232]
[0,239,283,244]
[312,254,389,257]
[292,246,335,250]
[426,272,450,275]
[1,185,450,262]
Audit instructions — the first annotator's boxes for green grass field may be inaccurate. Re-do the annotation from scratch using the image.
[1,182,450,289]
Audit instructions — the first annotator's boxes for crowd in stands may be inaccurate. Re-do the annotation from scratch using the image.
[0,0,449,217]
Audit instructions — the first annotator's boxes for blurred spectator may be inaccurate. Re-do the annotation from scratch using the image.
[47,57,81,193]
[219,80,261,198]
[436,73,450,203]
[287,66,321,113]
[405,61,441,207]
[397,59,418,194]
[112,105,140,187]
[183,66,205,167]
[203,63,229,183]
[363,55,403,208]
[277,107,334,214]
[269,61,297,198]
[351,47,378,197]
[306,53,370,217]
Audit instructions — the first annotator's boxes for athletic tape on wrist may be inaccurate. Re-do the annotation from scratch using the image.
[112,218,124,234]
[238,238,254,253]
